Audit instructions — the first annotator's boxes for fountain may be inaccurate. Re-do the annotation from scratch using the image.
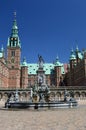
[5,55,78,109]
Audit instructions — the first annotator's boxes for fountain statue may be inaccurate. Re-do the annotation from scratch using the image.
[38,54,44,69]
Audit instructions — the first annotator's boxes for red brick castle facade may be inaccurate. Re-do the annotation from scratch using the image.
[0,16,86,88]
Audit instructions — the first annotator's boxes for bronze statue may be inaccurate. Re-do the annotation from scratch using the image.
[38,54,44,68]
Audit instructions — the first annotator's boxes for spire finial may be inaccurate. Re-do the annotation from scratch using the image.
[23,57,26,62]
[71,47,74,53]
[56,55,59,61]
[14,11,16,20]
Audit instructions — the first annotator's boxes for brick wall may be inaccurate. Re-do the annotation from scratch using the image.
[0,59,9,88]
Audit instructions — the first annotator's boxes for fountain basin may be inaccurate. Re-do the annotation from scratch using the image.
[5,100,78,109]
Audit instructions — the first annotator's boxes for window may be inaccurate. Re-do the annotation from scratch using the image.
[11,51,15,57]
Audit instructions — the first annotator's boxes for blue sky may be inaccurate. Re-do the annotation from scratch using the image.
[0,0,86,63]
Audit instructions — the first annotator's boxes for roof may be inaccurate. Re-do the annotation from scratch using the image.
[27,63,54,74]
[27,63,65,75]
[77,52,83,59]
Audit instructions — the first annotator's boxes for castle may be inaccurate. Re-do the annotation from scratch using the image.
[0,16,86,88]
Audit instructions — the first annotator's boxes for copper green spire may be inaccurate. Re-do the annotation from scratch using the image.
[69,48,76,60]
[22,57,28,66]
[11,12,18,38]
[54,55,62,66]
[76,45,79,52]
[7,12,21,48]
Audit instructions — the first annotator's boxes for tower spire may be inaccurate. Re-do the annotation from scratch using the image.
[7,12,21,48]
[11,12,18,38]
[54,55,61,66]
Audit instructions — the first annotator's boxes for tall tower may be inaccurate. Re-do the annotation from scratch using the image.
[70,48,76,69]
[54,56,62,87]
[7,12,21,88]
[21,58,28,88]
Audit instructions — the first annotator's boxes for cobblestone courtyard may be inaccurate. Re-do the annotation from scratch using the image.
[0,101,86,130]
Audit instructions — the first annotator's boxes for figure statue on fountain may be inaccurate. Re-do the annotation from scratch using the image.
[38,54,44,69]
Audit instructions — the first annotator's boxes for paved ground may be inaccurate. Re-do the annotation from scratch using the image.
[0,100,86,130]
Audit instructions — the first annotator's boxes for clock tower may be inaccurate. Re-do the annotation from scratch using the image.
[7,13,21,88]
